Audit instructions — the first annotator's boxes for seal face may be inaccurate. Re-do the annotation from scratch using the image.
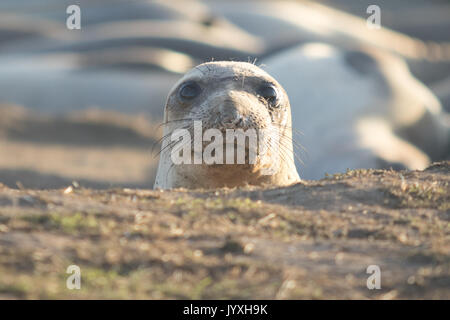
[154,61,300,189]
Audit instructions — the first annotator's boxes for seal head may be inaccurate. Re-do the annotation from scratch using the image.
[154,61,300,189]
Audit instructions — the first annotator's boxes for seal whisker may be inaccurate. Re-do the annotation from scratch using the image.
[154,124,194,158]
[263,128,305,166]
[265,125,308,157]
[152,123,194,154]
[275,132,308,159]
[270,123,305,136]
[157,118,196,129]
[259,137,291,170]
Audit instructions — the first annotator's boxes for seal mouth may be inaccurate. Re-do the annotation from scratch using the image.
[192,141,259,166]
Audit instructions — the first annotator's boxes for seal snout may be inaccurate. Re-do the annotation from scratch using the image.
[219,99,244,129]
[209,90,257,131]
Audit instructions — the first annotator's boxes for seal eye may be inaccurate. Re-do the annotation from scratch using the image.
[179,81,201,100]
[258,84,279,107]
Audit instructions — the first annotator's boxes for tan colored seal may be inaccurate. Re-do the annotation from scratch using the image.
[154,61,300,189]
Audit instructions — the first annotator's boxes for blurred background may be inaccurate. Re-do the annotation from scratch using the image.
[0,0,449,189]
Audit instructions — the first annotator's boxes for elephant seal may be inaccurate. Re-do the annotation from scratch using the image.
[263,43,449,179]
[153,61,300,189]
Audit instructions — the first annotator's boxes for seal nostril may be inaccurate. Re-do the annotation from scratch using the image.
[220,103,240,125]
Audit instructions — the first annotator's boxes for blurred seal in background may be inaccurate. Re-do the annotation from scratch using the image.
[264,43,449,179]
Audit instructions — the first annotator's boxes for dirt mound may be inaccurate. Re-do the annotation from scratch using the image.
[0,162,448,299]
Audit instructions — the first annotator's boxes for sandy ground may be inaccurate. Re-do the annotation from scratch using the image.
[0,105,160,189]
[0,162,448,299]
